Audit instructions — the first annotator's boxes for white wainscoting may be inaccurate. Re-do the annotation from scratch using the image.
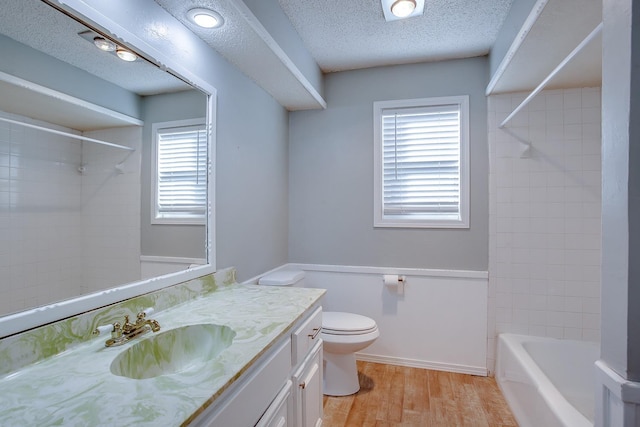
[255,263,489,376]
[140,256,207,279]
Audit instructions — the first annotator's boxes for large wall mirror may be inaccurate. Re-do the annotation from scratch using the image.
[0,0,214,335]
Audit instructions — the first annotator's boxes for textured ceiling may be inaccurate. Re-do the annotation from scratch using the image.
[154,0,324,110]
[278,0,515,72]
[2,0,603,115]
[153,0,516,107]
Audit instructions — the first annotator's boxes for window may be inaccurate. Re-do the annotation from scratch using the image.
[373,96,469,228]
[152,119,207,224]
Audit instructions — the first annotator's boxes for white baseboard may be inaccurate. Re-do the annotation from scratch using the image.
[356,352,488,377]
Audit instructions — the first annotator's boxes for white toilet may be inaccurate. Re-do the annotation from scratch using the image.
[258,270,379,396]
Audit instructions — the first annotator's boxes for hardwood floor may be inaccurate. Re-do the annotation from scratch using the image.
[322,361,517,427]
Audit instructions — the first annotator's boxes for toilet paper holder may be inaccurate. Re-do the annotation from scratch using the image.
[382,274,405,295]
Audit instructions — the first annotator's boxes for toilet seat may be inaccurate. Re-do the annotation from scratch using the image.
[322,312,378,335]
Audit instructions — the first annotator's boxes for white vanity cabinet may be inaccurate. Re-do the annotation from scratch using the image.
[189,305,323,427]
[190,337,292,427]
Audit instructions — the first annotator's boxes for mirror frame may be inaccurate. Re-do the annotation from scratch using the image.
[0,0,217,338]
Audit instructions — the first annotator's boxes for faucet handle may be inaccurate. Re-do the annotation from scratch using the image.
[135,308,155,322]
[93,322,123,343]
[111,322,123,339]
[93,324,114,336]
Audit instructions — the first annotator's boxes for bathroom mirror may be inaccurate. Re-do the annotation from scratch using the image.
[0,0,214,332]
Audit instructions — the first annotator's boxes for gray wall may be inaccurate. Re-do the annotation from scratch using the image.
[214,66,290,282]
[288,57,489,270]
[140,90,208,259]
[601,0,640,381]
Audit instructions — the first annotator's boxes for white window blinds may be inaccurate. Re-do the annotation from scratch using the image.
[374,96,469,228]
[156,124,207,221]
[382,105,460,218]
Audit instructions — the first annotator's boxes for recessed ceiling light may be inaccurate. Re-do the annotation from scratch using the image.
[390,0,417,18]
[381,0,423,21]
[93,36,116,52]
[116,47,137,62]
[187,8,224,29]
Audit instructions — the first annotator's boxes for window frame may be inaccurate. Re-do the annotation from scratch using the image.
[151,118,208,225]
[373,95,470,229]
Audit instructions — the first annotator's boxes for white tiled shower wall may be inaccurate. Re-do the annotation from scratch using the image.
[0,112,83,313]
[487,88,602,372]
[0,111,141,315]
[81,126,141,294]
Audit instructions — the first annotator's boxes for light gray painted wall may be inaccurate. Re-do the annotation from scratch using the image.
[601,0,640,381]
[214,66,290,282]
[489,0,538,78]
[140,90,208,259]
[0,35,141,118]
[288,57,489,270]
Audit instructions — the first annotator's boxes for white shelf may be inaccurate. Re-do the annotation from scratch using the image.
[0,115,135,151]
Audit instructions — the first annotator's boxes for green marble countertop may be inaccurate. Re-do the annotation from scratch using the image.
[0,284,325,426]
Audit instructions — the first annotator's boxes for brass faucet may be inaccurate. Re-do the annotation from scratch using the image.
[93,310,161,347]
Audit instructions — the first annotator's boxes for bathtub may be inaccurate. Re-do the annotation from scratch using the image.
[496,334,600,427]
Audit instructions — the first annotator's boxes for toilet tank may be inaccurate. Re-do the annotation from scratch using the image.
[258,270,305,287]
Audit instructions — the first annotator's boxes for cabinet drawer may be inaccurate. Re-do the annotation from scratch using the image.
[292,307,322,366]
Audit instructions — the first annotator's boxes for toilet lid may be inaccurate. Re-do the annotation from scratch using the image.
[322,312,377,334]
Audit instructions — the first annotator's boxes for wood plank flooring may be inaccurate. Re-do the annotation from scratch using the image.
[322,361,517,427]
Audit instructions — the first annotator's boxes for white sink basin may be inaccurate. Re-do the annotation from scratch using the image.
[110,323,236,379]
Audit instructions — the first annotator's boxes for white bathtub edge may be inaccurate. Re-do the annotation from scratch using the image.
[497,333,593,427]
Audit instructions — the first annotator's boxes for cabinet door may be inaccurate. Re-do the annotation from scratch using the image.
[190,339,291,427]
[256,380,291,427]
[294,340,323,427]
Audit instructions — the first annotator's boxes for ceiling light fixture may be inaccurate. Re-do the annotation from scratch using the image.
[93,36,116,52]
[381,0,423,21]
[390,0,417,18]
[187,8,224,29]
[116,47,137,62]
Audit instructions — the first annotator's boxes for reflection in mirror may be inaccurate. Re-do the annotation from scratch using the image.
[0,0,208,318]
